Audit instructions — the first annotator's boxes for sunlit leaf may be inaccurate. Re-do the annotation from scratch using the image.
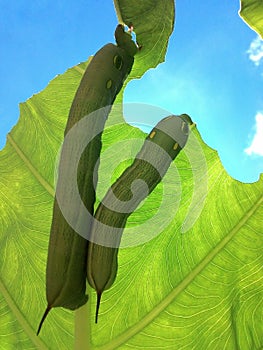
[239,0,263,37]
[1,1,262,349]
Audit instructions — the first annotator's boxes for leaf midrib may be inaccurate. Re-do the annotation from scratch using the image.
[0,279,49,350]
[7,134,54,197]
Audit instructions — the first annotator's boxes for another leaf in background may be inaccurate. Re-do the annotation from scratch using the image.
[239,0,263,37]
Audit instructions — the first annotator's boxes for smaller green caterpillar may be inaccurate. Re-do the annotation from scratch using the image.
[87,114,190,322]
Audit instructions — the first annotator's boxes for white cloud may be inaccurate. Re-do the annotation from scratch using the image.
[245,112,263,156]
[247,36,263,66]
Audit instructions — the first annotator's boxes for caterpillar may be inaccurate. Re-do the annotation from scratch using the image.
[87,114,190,322]
[37,24,138,335]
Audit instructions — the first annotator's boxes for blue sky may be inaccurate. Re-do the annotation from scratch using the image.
[0,1,262,183]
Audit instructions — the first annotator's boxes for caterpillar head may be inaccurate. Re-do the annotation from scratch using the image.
[115,24,138,57]
[148,115,190,159]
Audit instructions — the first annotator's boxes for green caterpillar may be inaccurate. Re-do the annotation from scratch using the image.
[87,114,190,322]
[37,24,138,335]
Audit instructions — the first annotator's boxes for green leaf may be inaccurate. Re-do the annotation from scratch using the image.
[239,0,263,37]
[114,0,175,77]
[1,62,263,349]
[1,2,263,350]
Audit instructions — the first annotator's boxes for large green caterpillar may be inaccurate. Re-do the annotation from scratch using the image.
[87,114,190,322]
[37,24,138,335]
